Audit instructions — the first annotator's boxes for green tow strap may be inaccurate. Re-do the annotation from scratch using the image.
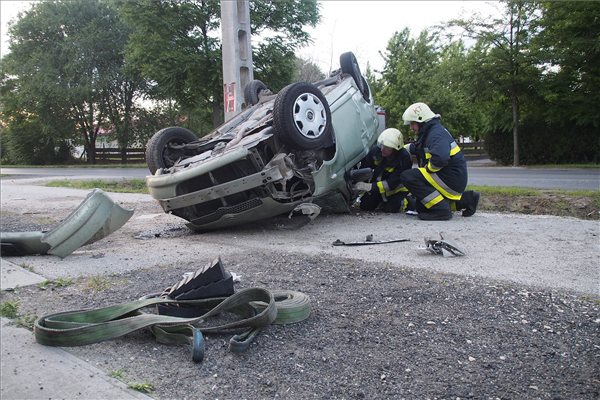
[34,288,278,362]
[34,288,312,363]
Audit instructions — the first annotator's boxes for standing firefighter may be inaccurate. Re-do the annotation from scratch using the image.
[400,102,480,220]
[353,128,414,213]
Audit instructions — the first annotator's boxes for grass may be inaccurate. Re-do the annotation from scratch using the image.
[109,369,126,379]
[83,275,112,292]
[0,301,37,329]
[46,179,148,194]
[37,278,75,289]
[128,383,154,393]
[0,301,20,318]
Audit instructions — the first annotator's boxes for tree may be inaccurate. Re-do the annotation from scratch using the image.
[2,0,142,163]
[119,0,320,132]
[533,1,600,126]
[448,0,541,166]
[376,28,439,136]
[293,56,325,83]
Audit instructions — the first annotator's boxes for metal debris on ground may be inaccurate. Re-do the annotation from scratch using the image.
[422,233,465,257]
[333,234,410,246]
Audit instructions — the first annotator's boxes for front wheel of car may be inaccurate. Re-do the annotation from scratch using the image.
[272,82,332,151]
[340,51,368,100]
[244,79,268,106]
[145,127,197,174]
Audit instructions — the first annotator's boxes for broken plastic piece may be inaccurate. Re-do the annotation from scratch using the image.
[288,203,321,221]
[0,189,133,258]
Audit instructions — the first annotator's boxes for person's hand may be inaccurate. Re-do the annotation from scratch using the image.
[353,182,373,192]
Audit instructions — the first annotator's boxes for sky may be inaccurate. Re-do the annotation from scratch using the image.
[1,0,501,72]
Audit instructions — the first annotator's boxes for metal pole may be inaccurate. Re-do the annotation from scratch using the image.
[220,0,254,122]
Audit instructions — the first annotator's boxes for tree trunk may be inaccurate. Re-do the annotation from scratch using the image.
[512,95,519,167]
[87,145,96,164]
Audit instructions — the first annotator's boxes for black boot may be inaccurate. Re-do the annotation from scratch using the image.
[418,210,453,221]
[460,190,480,217]
[417,198,452,221]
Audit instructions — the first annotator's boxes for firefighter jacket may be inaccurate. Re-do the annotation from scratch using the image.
[362,144,413,197]
[404,118,467,200]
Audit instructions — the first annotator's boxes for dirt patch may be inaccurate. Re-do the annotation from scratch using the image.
[479,192,599,220]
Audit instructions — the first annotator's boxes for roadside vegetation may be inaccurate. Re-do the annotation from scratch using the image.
[43,179,599,220]
[46,179,148,194]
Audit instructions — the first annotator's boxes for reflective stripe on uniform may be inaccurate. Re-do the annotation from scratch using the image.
[422,190,445,208]
[424,142,461,162]
[377,181,408,197]
[450,141,461,156]
[427,161,442,172]
[418,167,462,200]
[384,166,395,172]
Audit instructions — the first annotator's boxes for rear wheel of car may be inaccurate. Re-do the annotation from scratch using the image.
[145,127,197,174]
[272,82,332,150]
[340,51,368,99]
[244,79,268,106]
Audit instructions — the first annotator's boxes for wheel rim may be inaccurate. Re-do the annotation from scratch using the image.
[292,92,327,139]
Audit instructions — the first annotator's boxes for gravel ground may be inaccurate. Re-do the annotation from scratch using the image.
[2,232,599,399]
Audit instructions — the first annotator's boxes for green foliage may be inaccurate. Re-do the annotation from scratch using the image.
[1,0,142,164]
[84,275,112,292]
[128,382,154,393]
[37,278,75,289]
[46,178,148,193]
[109,369,126,379]
[377,28,439,135]
[0,301,19,318]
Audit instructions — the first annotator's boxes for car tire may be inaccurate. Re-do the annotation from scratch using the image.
[360,76,370,102]
[244,79,268,106]
[340,51,368,99]
[272,82,332,150]
[145,127,197,174]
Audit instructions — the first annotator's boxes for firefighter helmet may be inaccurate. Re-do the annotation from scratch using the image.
[377,128,403,150]
[402,102,437,125]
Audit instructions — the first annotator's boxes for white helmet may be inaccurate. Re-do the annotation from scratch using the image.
[402,102,437,125]
[377,128,403,150]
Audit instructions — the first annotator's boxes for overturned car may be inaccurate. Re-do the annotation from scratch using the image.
[145,52,380,231]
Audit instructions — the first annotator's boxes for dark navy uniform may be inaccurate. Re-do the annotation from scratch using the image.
[400,118,467,218]
[359,144,413,213]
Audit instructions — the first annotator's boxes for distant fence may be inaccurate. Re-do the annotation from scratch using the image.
[94,148,145,164]
[94,142,486,163]
[459,141,487,159]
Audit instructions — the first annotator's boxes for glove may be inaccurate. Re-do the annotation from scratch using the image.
[353,182,373,192]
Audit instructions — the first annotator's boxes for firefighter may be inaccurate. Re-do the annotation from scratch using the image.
[399,102,480,220]
[353,128,414,213]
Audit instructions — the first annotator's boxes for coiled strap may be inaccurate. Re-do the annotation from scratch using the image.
[34,287,277,362]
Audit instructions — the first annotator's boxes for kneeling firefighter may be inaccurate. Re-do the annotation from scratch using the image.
[353,128,414,213]
[400,102,480,220]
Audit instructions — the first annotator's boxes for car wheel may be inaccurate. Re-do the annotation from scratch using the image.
[340,51,368,98]
[244,79,268,106]
[145,127,197,174]
[360,76,370,102]
[272,82,332,150]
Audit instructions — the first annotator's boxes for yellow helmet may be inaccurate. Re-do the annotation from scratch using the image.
[402,102,436,125]
[377,128,403,150]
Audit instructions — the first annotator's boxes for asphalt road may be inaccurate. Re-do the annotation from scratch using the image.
[1,165,598,190]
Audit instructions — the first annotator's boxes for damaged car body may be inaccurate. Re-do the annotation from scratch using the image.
[145,52,380,231]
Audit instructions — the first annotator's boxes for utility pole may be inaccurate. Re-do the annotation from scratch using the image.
[220,0,254,122]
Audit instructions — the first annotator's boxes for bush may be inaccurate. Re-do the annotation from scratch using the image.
[485,118,600,165]
[3,117,74,165]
